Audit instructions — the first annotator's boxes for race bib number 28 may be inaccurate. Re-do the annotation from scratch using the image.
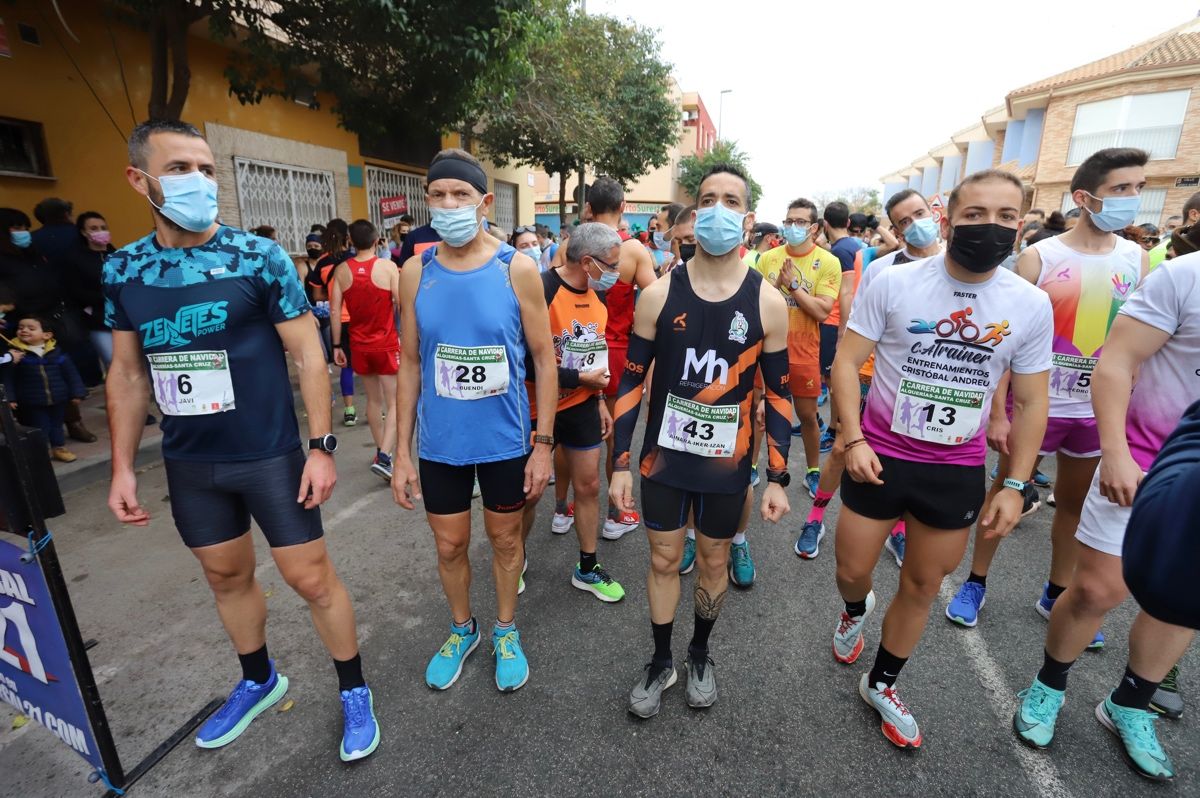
[890,379,984,445]
[147,350,235,416]
[435,344,510,400]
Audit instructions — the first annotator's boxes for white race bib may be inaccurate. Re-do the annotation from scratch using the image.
[434,344,510,400]
[561,338,608,374]
[657,393,739,458]
[1050,353,1096,401]
[147,350,235,416]
[890,379,984,445]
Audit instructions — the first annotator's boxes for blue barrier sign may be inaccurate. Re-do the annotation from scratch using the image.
[0,536,102,770]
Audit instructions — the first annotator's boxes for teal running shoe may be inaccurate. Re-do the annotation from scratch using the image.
[804,469,820,499]
[729,540,755,587]
[1013,677,1065,749]
[794,520,825,560]
[680,536,696,575]
[425,620,480,690]
[339,686,380,762]
[750,464,760,488]
[946,581,986,628]
[1096,693,1175,781]
[492,627,529,692]
[195,662,289,749]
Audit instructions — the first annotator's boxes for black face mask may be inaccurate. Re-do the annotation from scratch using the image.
[678,243,697,262]
[947,223,1017,273]
[306,247,322,259]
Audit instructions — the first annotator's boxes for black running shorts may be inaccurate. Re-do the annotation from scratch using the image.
[165,448,324,549]
[419,454,529,515]
[552,396,603,450]
[840,452,986,530]
[641,478,745,539]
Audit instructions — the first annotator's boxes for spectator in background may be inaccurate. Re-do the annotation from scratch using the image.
[388,215,414,259]
[30,197,77,268]
[251,225,277,241]
[1116,224,1146,248]
[397,217,441,266]
[1168,224,1200,259]
[510,226,543,270]
[310,219,358,427]
[848,212,875,246]
[741,222,780,269]
[5,315,86,462]
[1026,210,1068,246]
[65,211,116,369]
[617,217,631,236]
[1064,207,1082,231]
[1138,223,1161,252]
[1164,215,1183,235]
[310,223,326,235]
[535,225,558,271]
[1150,192,1200,269]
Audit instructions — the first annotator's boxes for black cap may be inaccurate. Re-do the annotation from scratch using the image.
[752,222,779,236]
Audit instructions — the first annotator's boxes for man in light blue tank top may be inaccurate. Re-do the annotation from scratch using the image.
[393,148,559,693]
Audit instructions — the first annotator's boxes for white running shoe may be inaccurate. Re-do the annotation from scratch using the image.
[833,590,876,664]
[859,673,922,748]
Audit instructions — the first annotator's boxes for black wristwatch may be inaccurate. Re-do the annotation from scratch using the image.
[767,470,791,487]
[309,434,338,454]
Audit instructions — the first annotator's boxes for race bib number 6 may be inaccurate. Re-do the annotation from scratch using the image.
[657,393,739,458]
[890,379,984,445]
[435,344,510,400]
[147,350,235,416]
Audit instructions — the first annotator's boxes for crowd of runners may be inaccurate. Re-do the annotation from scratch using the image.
[96,118,1200,781]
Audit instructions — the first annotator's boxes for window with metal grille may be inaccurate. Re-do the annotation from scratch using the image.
[366,165,429,234]
[0,117,51,177]
[1067,90,1191,166]
[1062,188,1167,227]
[233,157,335,254]
[493,180,517,234]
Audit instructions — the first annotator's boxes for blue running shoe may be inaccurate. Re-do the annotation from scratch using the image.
[819,428,835,454]
[195,663,289,749]
[339,686,380,762]
[370,451,393,481]
[1013,677,1065,749]
[680,536,696,575]
[817,384,830,407]
[1037,585,1105,649]
[492,627,529,692]
[989,463,998,480]
[729,540,755,587]
[804,469,820,499]
[1088,630,1106,651]
[946,581,986,627]
[794,520,825,560]
[750,464,760,488]
[1096,693,1176,781]
[1033,470,1051,487]
[885,531,905,567]
[425,620,480,690]
[791,423,803,437]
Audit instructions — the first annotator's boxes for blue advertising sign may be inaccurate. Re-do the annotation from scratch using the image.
[0,536,102,770]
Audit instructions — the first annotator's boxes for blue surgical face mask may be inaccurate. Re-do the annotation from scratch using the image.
[904,216,939,248]
[430,200,484,247]
[1084,192,1142,233]
[522,245,542,263]
[781,223,810,247]
[587,259,620,291]
[652,231,668,250]
[10,230,32,249]
[694,204,747,256]
[139,169,219,233]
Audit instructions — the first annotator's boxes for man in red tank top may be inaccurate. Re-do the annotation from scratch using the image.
[584,177,658,538]
[331,219,401,481]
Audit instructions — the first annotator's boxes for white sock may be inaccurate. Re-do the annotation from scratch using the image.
[686,528,696,540]
[732,532,747,545]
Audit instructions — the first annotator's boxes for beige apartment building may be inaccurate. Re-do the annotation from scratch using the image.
[883,17,1200,228]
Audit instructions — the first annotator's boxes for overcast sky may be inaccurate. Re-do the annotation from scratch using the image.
[592,0,1198,220]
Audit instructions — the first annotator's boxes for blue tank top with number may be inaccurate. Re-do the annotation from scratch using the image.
[415,243,530,465]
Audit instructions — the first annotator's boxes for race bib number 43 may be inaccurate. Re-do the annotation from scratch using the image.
[1051,353,1095,401]
[561,338,608,373]
[657,393,739,458]
[147,350,235,416]
[890,379,984,445]
[435,344,510,400]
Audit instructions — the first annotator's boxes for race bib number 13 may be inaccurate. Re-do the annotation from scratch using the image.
[147,350,235,416]
[657,393,739,458]
[435,344,510,400]
[890,379,984,445]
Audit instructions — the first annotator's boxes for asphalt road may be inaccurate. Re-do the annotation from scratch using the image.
[1,407,1196,798]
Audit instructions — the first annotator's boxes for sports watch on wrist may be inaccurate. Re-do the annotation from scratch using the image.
[533,433,555,447]
[789,278,801,292]
[309,434,338,454]
[1001,477,1026,493]
[767,470,791,487]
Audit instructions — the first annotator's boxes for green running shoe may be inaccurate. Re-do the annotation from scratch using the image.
[571,563,625,602]
[1013,677,1065,749]
[1096,693,1175,781]
[1150,664,1183,720]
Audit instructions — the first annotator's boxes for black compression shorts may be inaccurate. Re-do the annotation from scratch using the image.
[641,478,746,539]
[419,454,529,515]
[840,452,985,530]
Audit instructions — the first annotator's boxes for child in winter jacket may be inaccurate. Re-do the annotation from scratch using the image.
[4,316,87,462]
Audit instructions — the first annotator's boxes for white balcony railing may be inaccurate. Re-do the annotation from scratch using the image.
[1067,125,1184,166]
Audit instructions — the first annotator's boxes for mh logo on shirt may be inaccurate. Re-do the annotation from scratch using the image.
[140,301,229,348]
[683,348,729,385]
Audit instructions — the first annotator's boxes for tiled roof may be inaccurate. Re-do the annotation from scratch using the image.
[1009,18,1200,97]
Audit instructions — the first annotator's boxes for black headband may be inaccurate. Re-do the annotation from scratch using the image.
[427,157,488,195]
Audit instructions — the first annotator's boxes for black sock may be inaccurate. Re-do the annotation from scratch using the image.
[1037,649,1074,692]
[651,621,673,670]
[967,572,987,587]
[1046,582,1067,601]
[334,653,366,692]
[1111,665,1160,711]
[845,597,868,618]
[238,644,271,684]
[580,550,597,573]
[690,613,717,655]
[555,498,568,514]
[867,644,908,688]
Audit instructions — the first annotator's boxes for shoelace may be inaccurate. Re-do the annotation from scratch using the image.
[836,612,858,636]
[1160,665,1179,693]
[802,522,820,544]
[1116,706,1165,754]
[879,686,910,717]
[439,632,467,658]
[216,680,255,720]
[1018,685,1059,723]
[495,631,519,660]
[343,689,367,727]
[691,655,714,681]
[731,546,747,561]
[591,566,614,585]
[961,582,985,603]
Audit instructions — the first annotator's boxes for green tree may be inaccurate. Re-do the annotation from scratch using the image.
[115,0,537,140]
[677,140,763,210]
[814,186,882,216]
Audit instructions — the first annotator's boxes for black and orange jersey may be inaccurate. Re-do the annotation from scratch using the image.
[526,268,608,418]
[636,265,765,494]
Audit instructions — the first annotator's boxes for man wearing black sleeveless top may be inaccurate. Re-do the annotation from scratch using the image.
[610,165,794,718]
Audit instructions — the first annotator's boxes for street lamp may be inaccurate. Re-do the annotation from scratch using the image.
[717,89,732,142]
